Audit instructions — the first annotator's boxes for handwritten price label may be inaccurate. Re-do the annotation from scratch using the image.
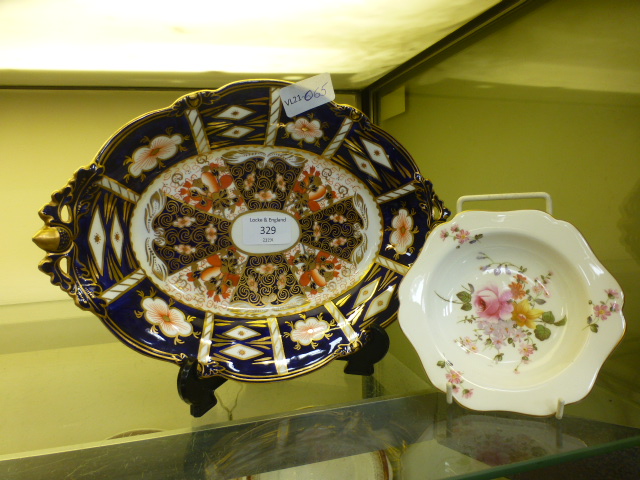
[280,73,335,117]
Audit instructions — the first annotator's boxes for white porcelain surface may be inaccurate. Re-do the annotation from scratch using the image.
[398,210,625,415]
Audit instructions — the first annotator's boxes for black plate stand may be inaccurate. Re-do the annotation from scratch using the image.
[177,326,390,417]
[177,359,227,418]
[336,325,390,375]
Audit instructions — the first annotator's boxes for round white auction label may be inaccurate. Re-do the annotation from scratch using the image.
[231,210,299,254]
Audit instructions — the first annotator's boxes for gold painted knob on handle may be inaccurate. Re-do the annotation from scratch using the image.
[33,226,71,253]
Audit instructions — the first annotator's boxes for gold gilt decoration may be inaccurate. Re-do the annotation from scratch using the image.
[298,197,365,261]
[363,285,397,322]
[375,255,410,276]
[100,269,146,303]
[220,344,263,361]
[129,144,381,319]
[225,151,305,211]
[376,183,417,204]
[322,117,353,158]
[232,254,305,308]
[215,105,255,120]
[32,226,72,253]
[324,301,358,344]
[198,313,215,365]
[265,88,282,146]
[34,80,448,384]
[267,317,288,375]
[151,197,233,275]
[98,176,140,203]
[350,150,380,180]
[186,108,212,154]
[360,138,392,169]
[89,209,106,274]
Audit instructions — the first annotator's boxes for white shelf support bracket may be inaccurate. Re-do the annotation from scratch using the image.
[556,398,565,420]
[446,382,454,404]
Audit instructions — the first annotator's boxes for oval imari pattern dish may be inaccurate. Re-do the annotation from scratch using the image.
[398,210,625,415]
[34,79,448,381]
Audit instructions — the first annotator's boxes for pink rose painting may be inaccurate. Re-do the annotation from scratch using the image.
[435,247,565,380]
[473,284,514,321]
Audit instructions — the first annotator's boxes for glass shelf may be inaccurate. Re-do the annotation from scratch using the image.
[1,391,639,480]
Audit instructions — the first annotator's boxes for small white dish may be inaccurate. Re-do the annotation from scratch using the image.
[399,210,625,416]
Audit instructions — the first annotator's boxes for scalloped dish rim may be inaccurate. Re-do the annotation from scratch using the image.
[398,209,625,416]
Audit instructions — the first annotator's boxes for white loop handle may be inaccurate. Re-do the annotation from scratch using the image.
[456,192,553,215]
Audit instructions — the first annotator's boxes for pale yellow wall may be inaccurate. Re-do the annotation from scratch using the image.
[1,89,193,305]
